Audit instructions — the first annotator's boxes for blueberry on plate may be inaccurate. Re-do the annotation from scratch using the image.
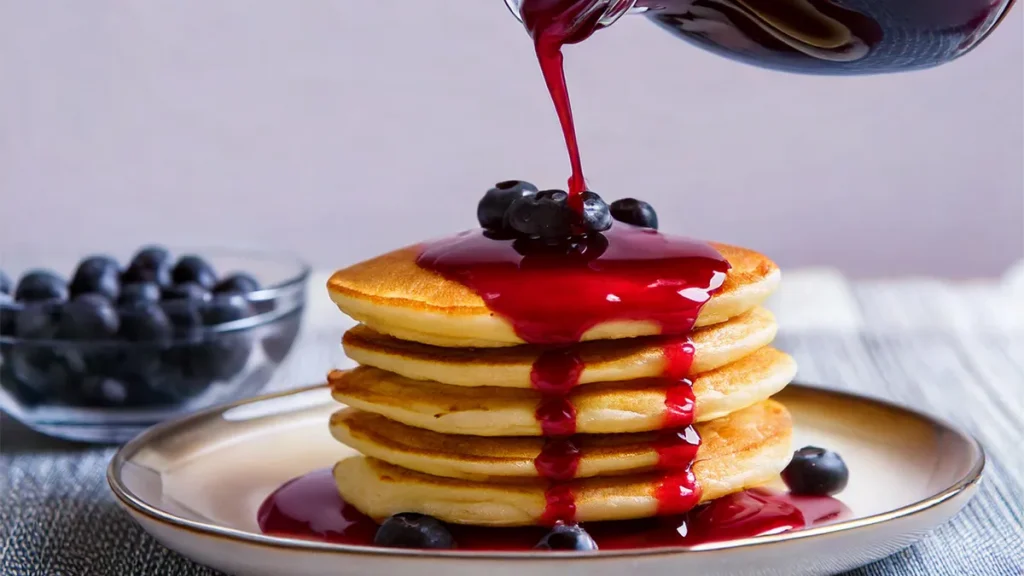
[782,446,849,496]
[14,270,68,303]
[505,189,575,240]
[118,282,162,307]
[214,273,260,295]
[535,524,598,551]
[172,255,217,289]
[57,293,120,340]
[119,301,174,342]
[579,191,612,233]
[0,269,11,294]
[477,180,539,230]
[122,246,173,287]
[69,255,121,300]
[373,513,455,549]
[610,198,659,230]
[162,282,212,303]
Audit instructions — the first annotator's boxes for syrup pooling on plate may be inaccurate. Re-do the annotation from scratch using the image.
[416,225,731,345]
[256,469,378,544]
[257,469,850,549]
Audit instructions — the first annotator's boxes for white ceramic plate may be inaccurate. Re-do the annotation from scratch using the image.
[107,383,984,576]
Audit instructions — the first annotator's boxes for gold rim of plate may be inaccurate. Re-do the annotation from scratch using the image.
[106,382,986,559]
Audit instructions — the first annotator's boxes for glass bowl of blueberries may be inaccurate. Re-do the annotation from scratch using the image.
[0,245,310,443]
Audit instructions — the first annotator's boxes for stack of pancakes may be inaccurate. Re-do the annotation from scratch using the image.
[325,241,796,527]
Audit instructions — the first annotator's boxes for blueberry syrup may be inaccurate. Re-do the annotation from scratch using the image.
[257,469,851,550]
[416,225,730,346]
[526,326,701,524]
[535,437,582,481]
[417,223,725,526]
[535,396,578,437]
[518,0,606,196]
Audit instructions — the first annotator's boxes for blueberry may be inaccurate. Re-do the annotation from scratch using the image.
[477,180,539,230]
[214,273,260,295]
[79,375,130,406]
[0,294,15,337]
[0,363,47,406]
[4,347,67,405]
[7,304,71,402]
[580,191,612,233]
[782,446,849,496]
[262,309,302,363]
[202,294,253,326]
[535,524,598,551]
[163,299,204,339]
[118,282,162,307]
[131,245,171,270]
[15,302,60,339]
[157,347,214,398]
[162,282,212,303]
[194,335,252,381]
[119,301,174,342]
[610,198,658,230]
[172,255,217,289]
[57,294,119,340]
[69,255,121,300]
[505,189,575,240]
[122,246,173,287]
[105,346,181,407]
[14,270,68,303]
[373,513,455,549]
[164,295,253,382]
[0,269,11,294]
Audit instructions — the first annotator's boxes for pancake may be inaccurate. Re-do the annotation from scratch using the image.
[327,241,780,348]
[331,399,788,481]
[328,347,796,436]
[342,307,777,388]
[333,414,792,526]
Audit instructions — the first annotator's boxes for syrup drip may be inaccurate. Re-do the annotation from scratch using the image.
[534,437,582,481]
[525,328,703,525]
[654,426,701,470]
[257,469,851,550]
[654,360,702,515]
[535,396,578,437]
[531,348,585,522]
[519,0,606,196]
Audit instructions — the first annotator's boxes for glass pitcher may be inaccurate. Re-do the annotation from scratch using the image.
[504,0,1017,74]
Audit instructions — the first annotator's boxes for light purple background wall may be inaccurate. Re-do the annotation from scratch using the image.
[1,1,1022,277]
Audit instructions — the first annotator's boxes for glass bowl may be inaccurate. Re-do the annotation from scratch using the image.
[0,247,310,443]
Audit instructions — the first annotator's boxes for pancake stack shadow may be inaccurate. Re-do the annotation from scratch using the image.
[324,243,796,527]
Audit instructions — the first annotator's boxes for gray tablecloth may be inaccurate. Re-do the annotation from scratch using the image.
[2,278,1023,575]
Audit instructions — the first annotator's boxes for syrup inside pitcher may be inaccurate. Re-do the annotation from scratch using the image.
[504,0,1016,74]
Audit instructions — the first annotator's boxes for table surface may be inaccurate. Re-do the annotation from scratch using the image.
[2,268,1023,576]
